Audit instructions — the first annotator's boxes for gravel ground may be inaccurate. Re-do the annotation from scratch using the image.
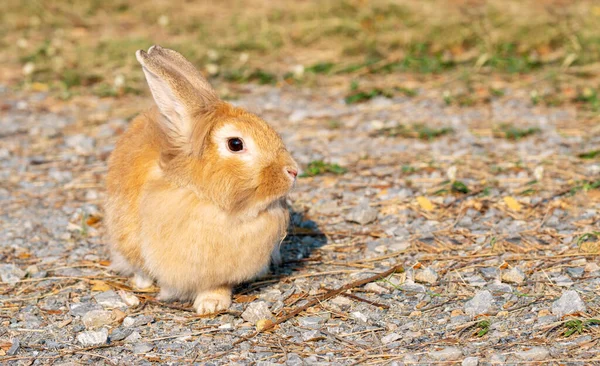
[1,84,599,365]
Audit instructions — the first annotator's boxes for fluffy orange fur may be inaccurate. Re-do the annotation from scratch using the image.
[105,46,297,314]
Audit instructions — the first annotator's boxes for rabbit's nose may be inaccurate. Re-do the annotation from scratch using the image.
[286,168,298,179]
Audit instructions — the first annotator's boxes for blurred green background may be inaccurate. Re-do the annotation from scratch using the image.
[2,0,600,113]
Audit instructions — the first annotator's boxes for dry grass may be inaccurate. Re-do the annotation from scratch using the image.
[1,0,600,100]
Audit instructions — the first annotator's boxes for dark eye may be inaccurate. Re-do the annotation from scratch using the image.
[227,137,244,152]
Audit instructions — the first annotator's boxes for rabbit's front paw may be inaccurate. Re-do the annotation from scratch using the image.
[193,287,232,315]
[132,272,153,289]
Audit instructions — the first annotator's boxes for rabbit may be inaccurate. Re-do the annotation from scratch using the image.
[104,45,298,314]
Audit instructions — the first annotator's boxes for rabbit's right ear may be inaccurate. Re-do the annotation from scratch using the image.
[136,46,218,153]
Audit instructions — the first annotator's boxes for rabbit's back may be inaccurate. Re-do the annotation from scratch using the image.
[105,109,162,271]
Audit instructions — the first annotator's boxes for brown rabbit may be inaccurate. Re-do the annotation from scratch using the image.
[105,45,298,314]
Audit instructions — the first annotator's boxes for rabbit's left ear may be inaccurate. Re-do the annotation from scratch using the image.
[136,45,218,153]
[148,45,218,107]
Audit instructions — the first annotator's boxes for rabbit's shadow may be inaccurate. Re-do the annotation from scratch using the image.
[235,208,327,295]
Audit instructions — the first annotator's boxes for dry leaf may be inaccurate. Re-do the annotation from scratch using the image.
[90,280,111,292]
[111,309,127,323]
[256,318,274,331]
[234,294,258,303]
[503,196,522,211]
[579,241,600,254]
[99,260,111,266]
[417,196,434,211]
[86,215,101,226]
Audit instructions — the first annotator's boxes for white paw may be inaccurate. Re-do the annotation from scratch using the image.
[193,291,231,315]
[132,273,153,290]
[156,287,177,302]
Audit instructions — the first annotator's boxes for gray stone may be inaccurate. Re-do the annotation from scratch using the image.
[364,282,389,294]
[515,346,549,361]
[76,328,108,346]
[414,268,438,284]
[381,333,401,344]
[346,200,378,225]
[428,346,462,361]
[330,296,353,307]
[7,338,20,356]
[402,283,426,293]
[466,275,486,287]
[487,282,513,294]
[70,302,103,317]
[122,315,154,328]
[301,330,322,341]
[124,331,142,343]
[480,267,499,280]
[65,134,95,154]
[298,316,327,328]
[462,356,478,366]
[554,275,574,287]
[552,290,586,317]
[501,267,525,284]
[286,353,303,366]
[490,354,506,364]
[242,301,275,323]
[133,342,154,354]
[109,327,133,342]
[465,290,493,316]
[566,267,584,278]
[94,290,127,308]
[351,311,368,323]
[0,264,26,284]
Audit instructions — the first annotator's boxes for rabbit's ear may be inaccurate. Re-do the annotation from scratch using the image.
[147,45,218,104]
[136,46,218,152]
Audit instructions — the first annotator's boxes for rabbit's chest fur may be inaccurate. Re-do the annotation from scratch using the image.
[138,179,288,295]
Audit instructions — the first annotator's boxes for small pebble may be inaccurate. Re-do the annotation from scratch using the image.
[501,267,525,284]
[77,328,108,346]
[297,316,327,328]
[242,302,275,323]
[82,310,113,329]
[552,290,586,317]
[7,338,20,356]
[364,282,389,294]
[117,290,140,307]
[124,331,142,343]
[462,356,478,366]
[94,290,127,308]
[351,311,369,323]
[464,290,493,316]
[132,342,154,354]
[381,333,401,344]
[301,330,322,341]
[428,346,462,361]
[515,346,549,361]
[490,354,506,364]
[466,275,486,287]
[346,199,378,225]
[0,264,26,284]
[553,275,574,287]
[480,267,499,280]
[414,268,438,284]
[109,328,133,342]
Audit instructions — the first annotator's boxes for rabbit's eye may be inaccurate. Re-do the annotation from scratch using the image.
[227,137,244,152]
